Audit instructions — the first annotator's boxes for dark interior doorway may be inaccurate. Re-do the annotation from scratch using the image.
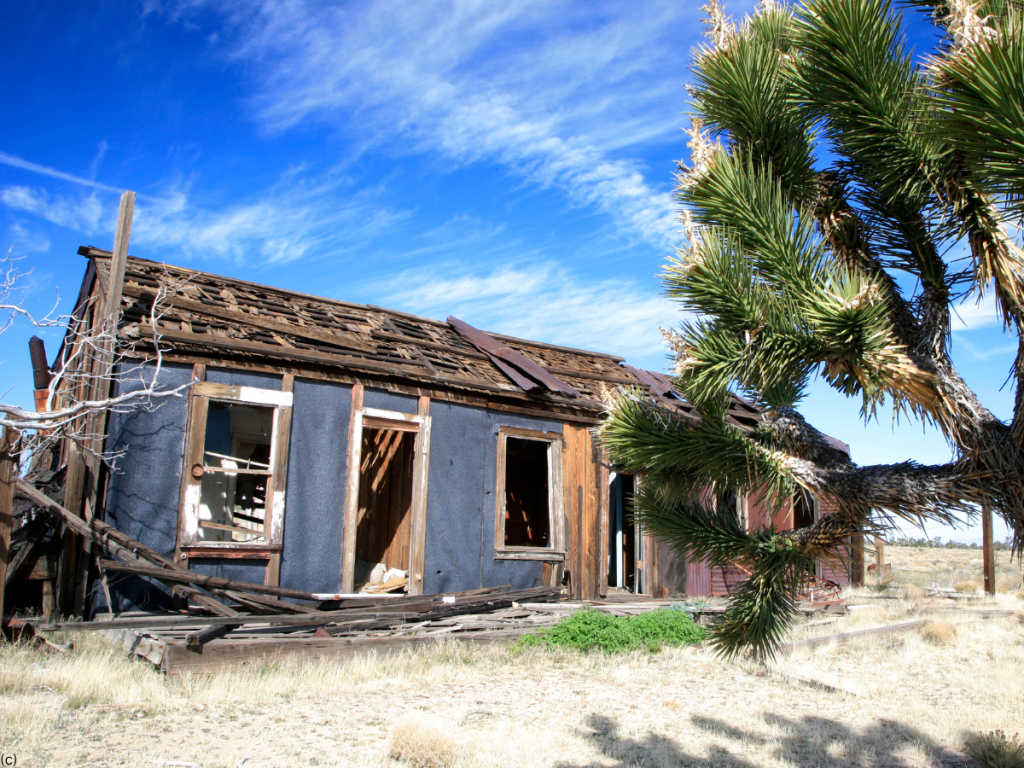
[792,489,816,530]
[608,473,636,591]
[355,427,415,588]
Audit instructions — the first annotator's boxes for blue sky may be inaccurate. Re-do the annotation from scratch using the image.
[0,0,1015,544]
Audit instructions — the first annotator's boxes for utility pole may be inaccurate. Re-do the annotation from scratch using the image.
[982,505,996,596]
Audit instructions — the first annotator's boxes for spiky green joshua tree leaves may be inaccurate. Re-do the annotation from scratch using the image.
[600,0,1024,658]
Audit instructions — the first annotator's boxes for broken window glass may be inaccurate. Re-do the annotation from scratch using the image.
[503,437,551,548]
[197,402,274,543]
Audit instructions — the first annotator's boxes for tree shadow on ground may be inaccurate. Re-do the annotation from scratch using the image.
[556,712,970,768]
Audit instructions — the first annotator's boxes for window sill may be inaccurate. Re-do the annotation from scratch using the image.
[493,549,565,562]
[183,544,281,559]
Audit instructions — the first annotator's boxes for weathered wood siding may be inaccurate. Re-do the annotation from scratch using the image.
[684,490,851,598]
[563,424,605,600]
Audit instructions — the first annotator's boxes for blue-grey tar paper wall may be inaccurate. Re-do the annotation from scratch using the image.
[101,366,566,608]
[103,362,192,610]
[422,402,563,594]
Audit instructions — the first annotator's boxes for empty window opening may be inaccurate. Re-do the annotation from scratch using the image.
[608,473,637,591]
[503,437,551,548]
[355,428,415,592]
[198,402,274,544]
[792,489,816,530]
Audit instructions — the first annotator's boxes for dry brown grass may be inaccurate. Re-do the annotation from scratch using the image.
[885,545,1023,593]
[2,548,1023,767]
[388,718,459,768]
[920,620,957,645]
[900,583,925,600]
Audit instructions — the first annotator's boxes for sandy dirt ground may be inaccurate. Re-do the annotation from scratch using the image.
[2,551,1023,768]
[884,545,1023,593]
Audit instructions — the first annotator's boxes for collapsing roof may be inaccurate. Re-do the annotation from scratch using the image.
[78,245,769,429]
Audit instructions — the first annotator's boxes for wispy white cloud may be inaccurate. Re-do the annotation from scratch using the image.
[365,261,684,365]
[1,186,107,232]
[131,176,410,264]
[6,222,51,254]
[163,0,697,246]
[0,162,410,266]
[89,140,109,180]
[0,150,127,196]
[951,291,1003,332]
[954,334,1017,362]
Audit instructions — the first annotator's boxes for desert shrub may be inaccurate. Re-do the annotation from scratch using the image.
[388,718,458,768]
[963,730,1024,768]
[920,621,956,646]
[517,608,705,654]
[955,581,979,594]
[901,584,924,600]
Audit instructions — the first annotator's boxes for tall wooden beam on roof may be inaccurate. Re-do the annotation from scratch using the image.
[105,191,135,323]
[70,191,135,616]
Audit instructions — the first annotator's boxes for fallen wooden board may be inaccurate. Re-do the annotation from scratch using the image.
[932,607,1021,617]
[38,586,561,632]
[4,517,52,587]
[782,620,926,651]
[99,560,319,601]
[159,627,537,676]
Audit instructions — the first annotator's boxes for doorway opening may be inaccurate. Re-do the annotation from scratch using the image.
[354,427,415,593]
[608,472,636,592]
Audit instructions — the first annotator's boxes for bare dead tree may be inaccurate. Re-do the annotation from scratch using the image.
[0,250,194,464]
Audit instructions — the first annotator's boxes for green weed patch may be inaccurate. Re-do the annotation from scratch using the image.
[517,607,705,654]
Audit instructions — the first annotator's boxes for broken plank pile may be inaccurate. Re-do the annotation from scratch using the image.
[16,479,337,617]
[38,585,565,675]
[18,476,565,605]
[16,481,570,674]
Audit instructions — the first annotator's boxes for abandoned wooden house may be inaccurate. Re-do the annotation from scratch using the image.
[7,246,854,619]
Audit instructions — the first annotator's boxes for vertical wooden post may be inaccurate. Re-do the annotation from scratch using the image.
[57,440,87,614]
[72,190,135,616]
[340,384,364,594]
[264,373,295,589]
[105,191,135,323]
[874,535,885,583]
[850,531,865,586]
[982,505,996,596]
[406,395,432,596]
[0,426,21,620]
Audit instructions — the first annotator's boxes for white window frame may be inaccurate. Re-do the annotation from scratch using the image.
[177,381,293,554]
[493,426,565,562]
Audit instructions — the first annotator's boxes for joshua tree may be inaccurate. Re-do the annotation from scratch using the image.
[600,0,1024,657]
